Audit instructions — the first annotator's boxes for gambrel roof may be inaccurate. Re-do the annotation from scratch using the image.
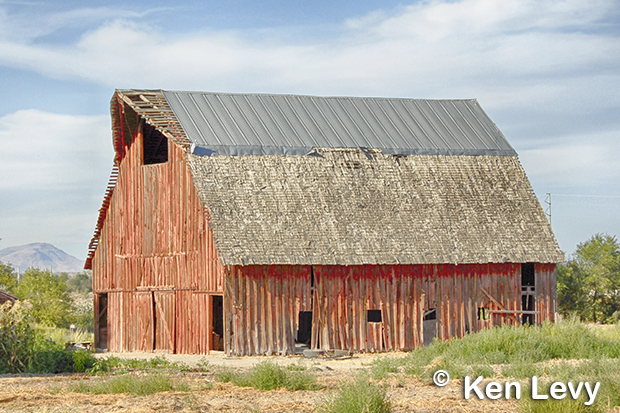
[86,90,564,268]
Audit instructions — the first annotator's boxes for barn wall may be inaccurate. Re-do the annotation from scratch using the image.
[92,103,224,353]
[535,263,557,323]
[225,263,550,356]
[224,265,312,356]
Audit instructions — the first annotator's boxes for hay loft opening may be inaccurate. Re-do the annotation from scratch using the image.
[143,122,168,165]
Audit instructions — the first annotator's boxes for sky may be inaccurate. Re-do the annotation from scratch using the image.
[0,0,619,262]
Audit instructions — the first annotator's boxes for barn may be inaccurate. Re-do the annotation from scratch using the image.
[86,90,564,355]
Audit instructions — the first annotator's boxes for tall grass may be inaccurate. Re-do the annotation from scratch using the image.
[35,325,94,345]
[71,373,192,396]
[88,355,191,375]
[372,319,620,380]
[317,374,391,413]
[216,361,318,391]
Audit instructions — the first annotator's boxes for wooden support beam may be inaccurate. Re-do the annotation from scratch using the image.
[481,287,521,325]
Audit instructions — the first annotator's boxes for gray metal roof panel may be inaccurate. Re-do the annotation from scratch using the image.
[162,91,516,156]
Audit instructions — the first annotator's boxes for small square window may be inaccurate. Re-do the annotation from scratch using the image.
[367,309,382,323]
[478,307,490,321]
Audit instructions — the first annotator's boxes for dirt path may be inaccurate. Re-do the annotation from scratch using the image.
[0,353,519,413]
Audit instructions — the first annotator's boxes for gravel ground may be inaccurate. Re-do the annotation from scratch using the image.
[0,352,519,413]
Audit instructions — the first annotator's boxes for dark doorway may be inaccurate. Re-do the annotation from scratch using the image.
[521,263,535,325]
[297,311,313,345]
[95,293,108,350]
[212,295,224,351]
[423,308,437,346]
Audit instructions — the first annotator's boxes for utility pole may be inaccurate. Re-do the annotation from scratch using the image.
[544,193,551,226]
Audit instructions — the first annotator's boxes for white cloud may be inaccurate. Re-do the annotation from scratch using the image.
[519,129,620,189]
[0,110,113,259]
[0,0,616,100]
[0,110,112,190]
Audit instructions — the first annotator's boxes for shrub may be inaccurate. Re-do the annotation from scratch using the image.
[317,375,391,413]
[0,300,99,374]
[29,338,97,373]
[0,300,34,373]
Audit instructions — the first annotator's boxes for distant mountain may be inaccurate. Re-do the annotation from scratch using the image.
[0,243,84,273]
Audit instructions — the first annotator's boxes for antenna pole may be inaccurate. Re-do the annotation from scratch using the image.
[544,193,551,226]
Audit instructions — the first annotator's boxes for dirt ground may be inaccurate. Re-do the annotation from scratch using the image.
[0,352,519,413]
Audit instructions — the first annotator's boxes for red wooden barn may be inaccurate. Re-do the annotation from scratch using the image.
[86,90,564,355]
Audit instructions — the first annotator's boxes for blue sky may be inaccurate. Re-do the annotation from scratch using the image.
[0,0,619,261]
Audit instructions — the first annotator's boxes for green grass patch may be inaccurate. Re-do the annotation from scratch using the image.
[371,319,620,381]
[317,374,391,413]
[88,355,190,375]
[71,373,193,396]
[216,361,319,391]
[520,394,601,413]
[34,325,94,345]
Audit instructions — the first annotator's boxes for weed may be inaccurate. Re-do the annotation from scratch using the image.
[371,357,401,380]
[90,355,189,374]
[285,361,308,371]
[215,366,238,383]
[520,395,602,413]
[317,374,391,413]
[501,361,545,379]
[216,361,319,391]
[196,357,210,372]
[371,319,620,381]
[71,373,191,396]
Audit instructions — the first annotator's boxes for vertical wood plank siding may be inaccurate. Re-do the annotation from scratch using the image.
[224,265,312,355]
[225,263,557,356]
[92,103,224,353]
[535,263,557,323]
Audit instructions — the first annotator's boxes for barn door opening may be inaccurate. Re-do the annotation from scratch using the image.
[211,295,224,351]
[423,308,437,346]
[521,263,535,325]
[297,267,314,347]
[95,293,108,350]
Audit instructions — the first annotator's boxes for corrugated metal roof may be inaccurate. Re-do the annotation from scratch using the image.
[162,91,516,156]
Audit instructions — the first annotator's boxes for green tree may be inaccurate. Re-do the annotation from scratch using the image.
[0,261,18,293]
[557,261,588,319]
[65,271,92,294]
[559,234,620,323]
[13,268,74,328]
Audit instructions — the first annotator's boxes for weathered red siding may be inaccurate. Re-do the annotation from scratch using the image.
[225,263,557,356]
[535,263,557,323]
[92,103,224,353]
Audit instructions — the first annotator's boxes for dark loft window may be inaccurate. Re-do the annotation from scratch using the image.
[143,122,168,164]
[522,263,535,287]
[424,308,436,321]
[367,309,382,323]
